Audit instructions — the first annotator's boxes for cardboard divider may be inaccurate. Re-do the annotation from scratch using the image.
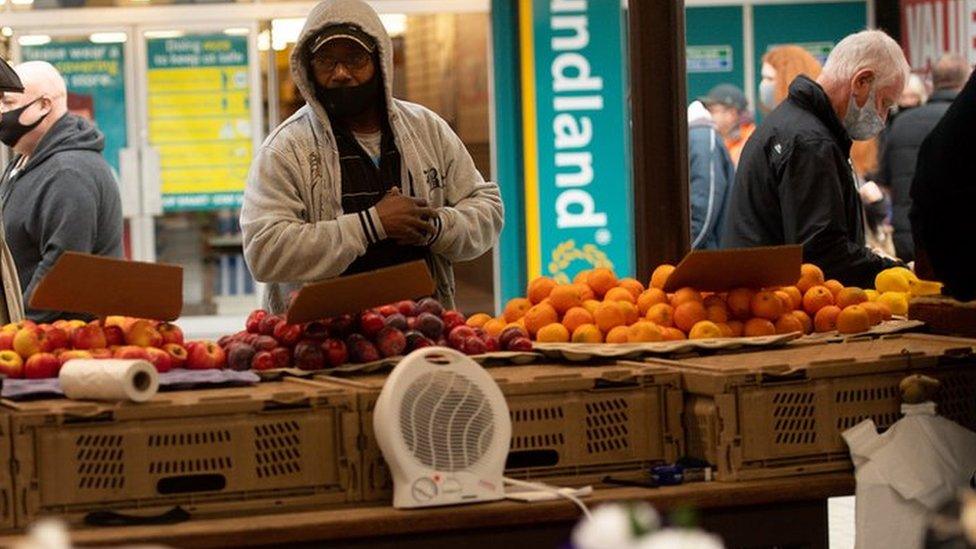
[533,332,802,362]
[663,245,802,292]
[29,252,183,320]
[286,261,435,324]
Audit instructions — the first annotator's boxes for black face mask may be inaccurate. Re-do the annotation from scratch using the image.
[316,75,382,120]
[0,98,48,148]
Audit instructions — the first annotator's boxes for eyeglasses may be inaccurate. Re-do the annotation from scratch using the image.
[311,51,372,73]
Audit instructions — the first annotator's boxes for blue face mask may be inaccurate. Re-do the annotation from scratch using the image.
[843,85,886,141]
[759,81,776,112]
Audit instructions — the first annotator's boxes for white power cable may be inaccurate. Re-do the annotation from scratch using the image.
[503,477,593,520]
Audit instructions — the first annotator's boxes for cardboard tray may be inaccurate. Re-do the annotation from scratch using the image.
[532,332,802,362]
[254,351,542,381]
[636,333,976,481]
[796,318,926,343]
[4,378,362,528]
[313,363,684,503]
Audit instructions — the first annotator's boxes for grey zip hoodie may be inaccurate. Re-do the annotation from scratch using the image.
[0,113,123,321]
[240,0,504,314]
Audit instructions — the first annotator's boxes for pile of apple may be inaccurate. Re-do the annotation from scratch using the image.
[0,317,223,379]
[221,297,527,372]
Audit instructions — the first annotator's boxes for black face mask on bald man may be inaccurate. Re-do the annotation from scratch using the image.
[0,98,48,148]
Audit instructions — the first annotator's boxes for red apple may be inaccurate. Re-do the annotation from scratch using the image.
[508,337,533,352]
[321,338,348,368]
[157,322,184,346]
[270,347,292,369]
[273,322,303,347]
[0,350,24,378]
[71,323,107,350]
[359,312,385,338]
[144,347,173,373]
[396,300,420,317]
[0,331,15,351]
[251,351,276,371]
[186,341,226,370]
[442,311,467,333]
[259,314,282,336]
[13,326,43,359]
[163,343,188,369]
[24,353,60,379]
[89,348,113,359]
[113,345,151,361]
[448,326,477,349]
[254,335,277,351]
[303,321,330,341]
[293,340,326,371]
[125,319,163,348]
[58,350,93,367]
[377,304,399,317]
[40,327,69,354]
[461,337,488,355]
[376,327,407,358]
[103,325,125,347]
[483,335,500,353]
[227,343,256,371]
[246,310,267,334]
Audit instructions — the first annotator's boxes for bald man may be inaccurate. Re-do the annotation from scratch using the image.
[0,61,122,321]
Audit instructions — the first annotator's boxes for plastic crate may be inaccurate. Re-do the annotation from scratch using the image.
[6,378,361,528]
[642,334,976,481]
[319,363,684,502]
[0,413,13,532]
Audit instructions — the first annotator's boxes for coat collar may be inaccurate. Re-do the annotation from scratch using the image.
[787,75,853,152]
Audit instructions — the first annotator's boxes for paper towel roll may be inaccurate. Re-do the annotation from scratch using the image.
[59,359,159,402]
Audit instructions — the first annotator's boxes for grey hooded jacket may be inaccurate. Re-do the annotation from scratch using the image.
[240,0,504,314]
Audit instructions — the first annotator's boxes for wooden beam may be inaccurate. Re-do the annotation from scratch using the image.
[628,0,691,278]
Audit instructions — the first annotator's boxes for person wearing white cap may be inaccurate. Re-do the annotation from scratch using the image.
[241,0,504,313]
[0,56,25,324]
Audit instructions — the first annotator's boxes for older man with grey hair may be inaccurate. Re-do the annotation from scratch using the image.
[0,61,122,321]
[723,30,909,287]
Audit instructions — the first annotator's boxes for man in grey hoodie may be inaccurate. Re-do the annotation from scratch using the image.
[0,61,123,321]
[241,0,504,313]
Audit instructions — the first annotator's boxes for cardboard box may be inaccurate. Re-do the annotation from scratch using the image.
[29,252,183,320]
[638,334,976,481]
[533,332,800,362]
[909,296,976,338]
[0,414,13,532]
[6,378,361,528]
[286,260,435,324]
[317,363,684,503]
[663,245,802,292]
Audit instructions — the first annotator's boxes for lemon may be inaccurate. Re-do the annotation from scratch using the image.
[908,278,943,297]
[875,269,911,293]
[865,289,880,302]
[890,266,920,283]
[878,291,909,316]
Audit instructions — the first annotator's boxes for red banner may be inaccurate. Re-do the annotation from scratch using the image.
[901,0,976,71]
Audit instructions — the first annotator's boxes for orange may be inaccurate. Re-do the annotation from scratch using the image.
[615,301,640,326]
[874,301,893,321]
[504,298,532,322]
[706,303,729,323]
[650,264,675,290]
[663,327,687,341]
[674,301,708,332]
[466,313,492,328]
[775,314,804,335]
[573,283,596,302]
[716,323,734,338]
[791,310,813,334]
[571,324,603,343]
[859,302,885,326]
[727,288,756,320]
[802,286,836,315]
[562,307,595,334]
[774,291,795,313]
[587,268,618,298]
[743,318,777,337]
[797,263,826,293]
[671,287,704,307]
[836,287,869,308]
[814,305,842,333]
[751,291,784,320]
[582,299,602,316]
[780,286,803,310]
[594,302,627,333]
[726,320,745,337]
[523,303,559,337]
[536,323,570,343]
[619,278,646,299]
[637,288,669,315]
[824,279,845,298]
[528,277,558,304]
[605,325,630,344]
[837,305,871,334]
[573,270,592,285]
[689,321,723,340]
[645,303,675,327]
[549,284,584,314]
[703,294,726,308]
[627,321,665,343]
[483,318,507,337]
[604,287,637,304]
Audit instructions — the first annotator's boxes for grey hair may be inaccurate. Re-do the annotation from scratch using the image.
[821,30,911,89]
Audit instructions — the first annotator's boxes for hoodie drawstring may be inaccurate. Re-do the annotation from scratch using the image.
[692,128,718,249]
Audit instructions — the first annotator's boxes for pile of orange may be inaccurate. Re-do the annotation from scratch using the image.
[473,264,891,344]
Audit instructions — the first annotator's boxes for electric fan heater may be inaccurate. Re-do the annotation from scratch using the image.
[373,347,512,509]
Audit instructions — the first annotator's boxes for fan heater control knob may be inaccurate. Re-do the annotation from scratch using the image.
[411,478,438,502]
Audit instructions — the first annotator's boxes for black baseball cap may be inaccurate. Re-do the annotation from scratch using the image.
[701,84,747,112]
[0,57,23,93]
[310,24,376,55]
